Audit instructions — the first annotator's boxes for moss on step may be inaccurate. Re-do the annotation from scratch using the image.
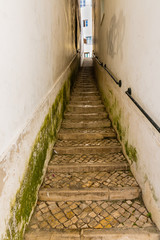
[3,62,79,240]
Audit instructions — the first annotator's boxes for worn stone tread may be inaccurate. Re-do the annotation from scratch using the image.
[53,146,122,155]
[61,119,111,128]
[39,187,140,201]
[67,104,105,113]
[71,96,101,101]
[47,163,129,173]
[64,112,108,120]
[58,128,116,139]
[25,228,160,240]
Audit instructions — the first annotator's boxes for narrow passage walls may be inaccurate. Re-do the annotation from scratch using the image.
[93,0,160,229]
[0,1,80,239]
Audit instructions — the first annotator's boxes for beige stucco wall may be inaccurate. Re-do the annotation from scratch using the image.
[93,0,160,229]
[0,0,80,238]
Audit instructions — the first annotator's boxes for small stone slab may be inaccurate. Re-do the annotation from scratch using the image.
[69,100,102,105]
[72,92,100,96]
[25,228,160,240]
[25,229,81,240]
[71,96,101,101]
[39,187,140,201]
[67,105,105,113]
[73,88,98,92]
[53,146,122,155]
[64,112,108,120]
[82,228,160,240]
[47,163,129,173]
[62,119,111,128]
[58,132,116,140]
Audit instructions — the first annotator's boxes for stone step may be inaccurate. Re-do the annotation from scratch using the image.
[75,82,95,85]
[74,84,96,88]
[48,162,129,173]
[58,129,116,140]
[74,83,96,86]
[72,88,97,92]
[64,112,108,120]
[25,228,160,240]
[69,100,102,105]
[71,96,101,101]
[82,228,160,240]
[72,92,100,96]
[42,170,137,190]
[67,105,105,113]
[53,146,121,155]
[39,187,140,201]
[61,119,111,128]
[26,199,155,239]
[55,139,121,148]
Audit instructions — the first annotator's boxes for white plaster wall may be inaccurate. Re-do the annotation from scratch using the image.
[0,0,78,157]
[0,0,80,237]
[93,0,160,229]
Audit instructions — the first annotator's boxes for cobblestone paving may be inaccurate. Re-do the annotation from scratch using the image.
[42,170,138,189]
[55,139,121,147]
[28,199,153,230]
[49,153,127,165]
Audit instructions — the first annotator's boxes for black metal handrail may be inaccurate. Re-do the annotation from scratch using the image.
[93,55,122,87]
[126,88,160,133]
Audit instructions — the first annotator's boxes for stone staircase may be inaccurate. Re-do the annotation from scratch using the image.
[25,62,160,239]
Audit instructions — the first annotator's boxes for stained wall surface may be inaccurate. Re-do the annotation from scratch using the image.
[93,0,160,229]
[0,0,80,238]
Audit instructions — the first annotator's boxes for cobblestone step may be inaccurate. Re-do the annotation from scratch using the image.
[26,199,155,239]
[74,85,96,88]
[71,96,101,101]
[72,92,100,96]
[49,153,128,165]
[58,131,116,140]
[62,119,111,128]
[69,100,102,105]
[55,139,121,147]
[42,170,138,189]
[72,88,97,92]
[64,112,108,120]
[67,105,105,113]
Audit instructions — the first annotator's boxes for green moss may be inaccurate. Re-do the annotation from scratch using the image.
[3,61,79,240]
[147,212,152,218]
[125,141,137,163]
[99,86,138,163]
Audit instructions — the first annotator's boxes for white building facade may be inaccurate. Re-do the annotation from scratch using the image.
[81,0,92,58]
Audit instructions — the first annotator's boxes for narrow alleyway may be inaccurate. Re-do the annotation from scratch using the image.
[25,60,159,239]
